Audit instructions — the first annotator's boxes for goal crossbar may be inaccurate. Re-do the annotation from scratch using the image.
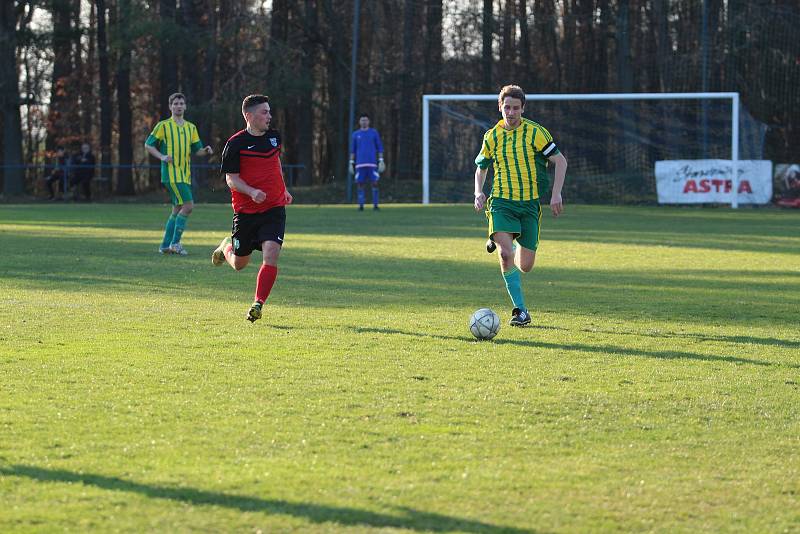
[421,92,741,207]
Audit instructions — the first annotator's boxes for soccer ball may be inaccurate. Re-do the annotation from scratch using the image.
[469,308,500,340]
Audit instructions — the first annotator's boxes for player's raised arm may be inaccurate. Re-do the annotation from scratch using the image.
[548,152,567,217]
[474,166,488,211]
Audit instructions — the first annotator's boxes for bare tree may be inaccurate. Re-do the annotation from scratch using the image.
[517,0,531,89]
[48,0,79,150]
[295,0,318,186]
[115,0,135,195]
[423,0,443,95]
[499,0,514,84]
[158,0,177,117]
[397,0,417,180]
[0,0,25,195]
[95,0,112,176]
[81,0,96,138]
[482,0,493,92]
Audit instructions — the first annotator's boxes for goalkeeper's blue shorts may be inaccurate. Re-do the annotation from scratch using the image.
[355,167,379,184]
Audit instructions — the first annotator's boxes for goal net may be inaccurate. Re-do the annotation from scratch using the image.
[422,93,767,206]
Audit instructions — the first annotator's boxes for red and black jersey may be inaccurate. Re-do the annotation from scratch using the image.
[220,129,287,214]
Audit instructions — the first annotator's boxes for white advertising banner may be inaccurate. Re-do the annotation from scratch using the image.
[655,160,773,205]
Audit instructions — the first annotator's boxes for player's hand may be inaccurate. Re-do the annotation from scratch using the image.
[474,192,486,212]
[250,189,266,203]
[161,154,173,164]
[203,145,213,156]
[550,193,563,217]
[378,158,385,173]
[349,160,355,175]
[284,190,293,204]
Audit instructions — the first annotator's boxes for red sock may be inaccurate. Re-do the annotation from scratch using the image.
[255,264,278,303]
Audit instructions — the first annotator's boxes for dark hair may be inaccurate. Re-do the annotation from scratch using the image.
[359,113,369,120]
[168,92,186,106]
[498,85,526,108]
[242,94,270,115]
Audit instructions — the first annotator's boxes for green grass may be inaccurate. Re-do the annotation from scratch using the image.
[1,203,799,533]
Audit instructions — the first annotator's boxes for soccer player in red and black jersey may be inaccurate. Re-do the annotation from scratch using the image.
[212,94,293,322]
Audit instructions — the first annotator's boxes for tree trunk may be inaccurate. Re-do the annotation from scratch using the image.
[95,0,112,177]
[561,0,577,91]
[595,0,612,93]
[159,0,177,117]
[397,0,417,180]
[295,0,317,186]
[616,0,633,92]
[198,0,216,192]
[115,0,135,195]
[517,0,531,89]
[0,0,24,195]
[48,0,76,150]
[423,0,443,95]
[179,0,200,103]
[534,0,561,91]
[482,0,493,92]
[82,0,95,138]
[499,0,513,84]
[321,0,349,184]
[615,0,636,171]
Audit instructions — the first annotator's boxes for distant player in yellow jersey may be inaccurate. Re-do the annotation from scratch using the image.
[145,92,213,255]
[473,85,568,326]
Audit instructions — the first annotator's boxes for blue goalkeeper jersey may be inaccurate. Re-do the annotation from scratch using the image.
[350,128,383,168]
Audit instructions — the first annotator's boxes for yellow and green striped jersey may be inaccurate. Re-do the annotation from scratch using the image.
[145,117,203,184]
[475,118,559,201]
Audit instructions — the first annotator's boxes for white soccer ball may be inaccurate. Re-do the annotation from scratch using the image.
[469,308,500,340]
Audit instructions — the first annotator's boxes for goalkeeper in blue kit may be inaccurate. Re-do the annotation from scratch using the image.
[349,114,385,211]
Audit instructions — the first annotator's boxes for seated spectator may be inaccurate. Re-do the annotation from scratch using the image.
[776,164,800,208]
[45,146,68,200]
[70,142,96,201]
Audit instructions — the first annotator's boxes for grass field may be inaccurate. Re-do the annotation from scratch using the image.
[1,203,799,533]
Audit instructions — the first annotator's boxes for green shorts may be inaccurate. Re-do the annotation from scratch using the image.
[164,182,193,206]
[485,196,542,250]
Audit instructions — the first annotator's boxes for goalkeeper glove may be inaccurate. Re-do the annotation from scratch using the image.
[378,158,385,173]
[349,160,355,174]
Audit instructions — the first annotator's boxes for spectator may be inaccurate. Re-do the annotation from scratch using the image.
[45,146,68,201]
[776,164,800,208]
[69,142,96,201]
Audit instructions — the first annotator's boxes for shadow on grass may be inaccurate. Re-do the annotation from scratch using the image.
[0,464,536,533]
[2,214,797,328]
[353,327,797,368]
[3,204,799,254]
[2,236,797,328]
[577,327,800,350]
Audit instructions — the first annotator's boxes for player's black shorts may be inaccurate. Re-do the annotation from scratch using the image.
[231,206,286,257]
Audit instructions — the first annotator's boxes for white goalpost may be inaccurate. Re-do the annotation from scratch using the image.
[421,92,742,207]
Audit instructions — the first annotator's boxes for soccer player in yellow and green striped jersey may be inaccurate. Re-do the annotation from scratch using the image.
[145,92,213,255]
[473,85,568,327]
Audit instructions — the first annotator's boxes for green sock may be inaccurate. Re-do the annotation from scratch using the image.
[502,267,525,310]
[171,214,188,245]
[161,215,177,249]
